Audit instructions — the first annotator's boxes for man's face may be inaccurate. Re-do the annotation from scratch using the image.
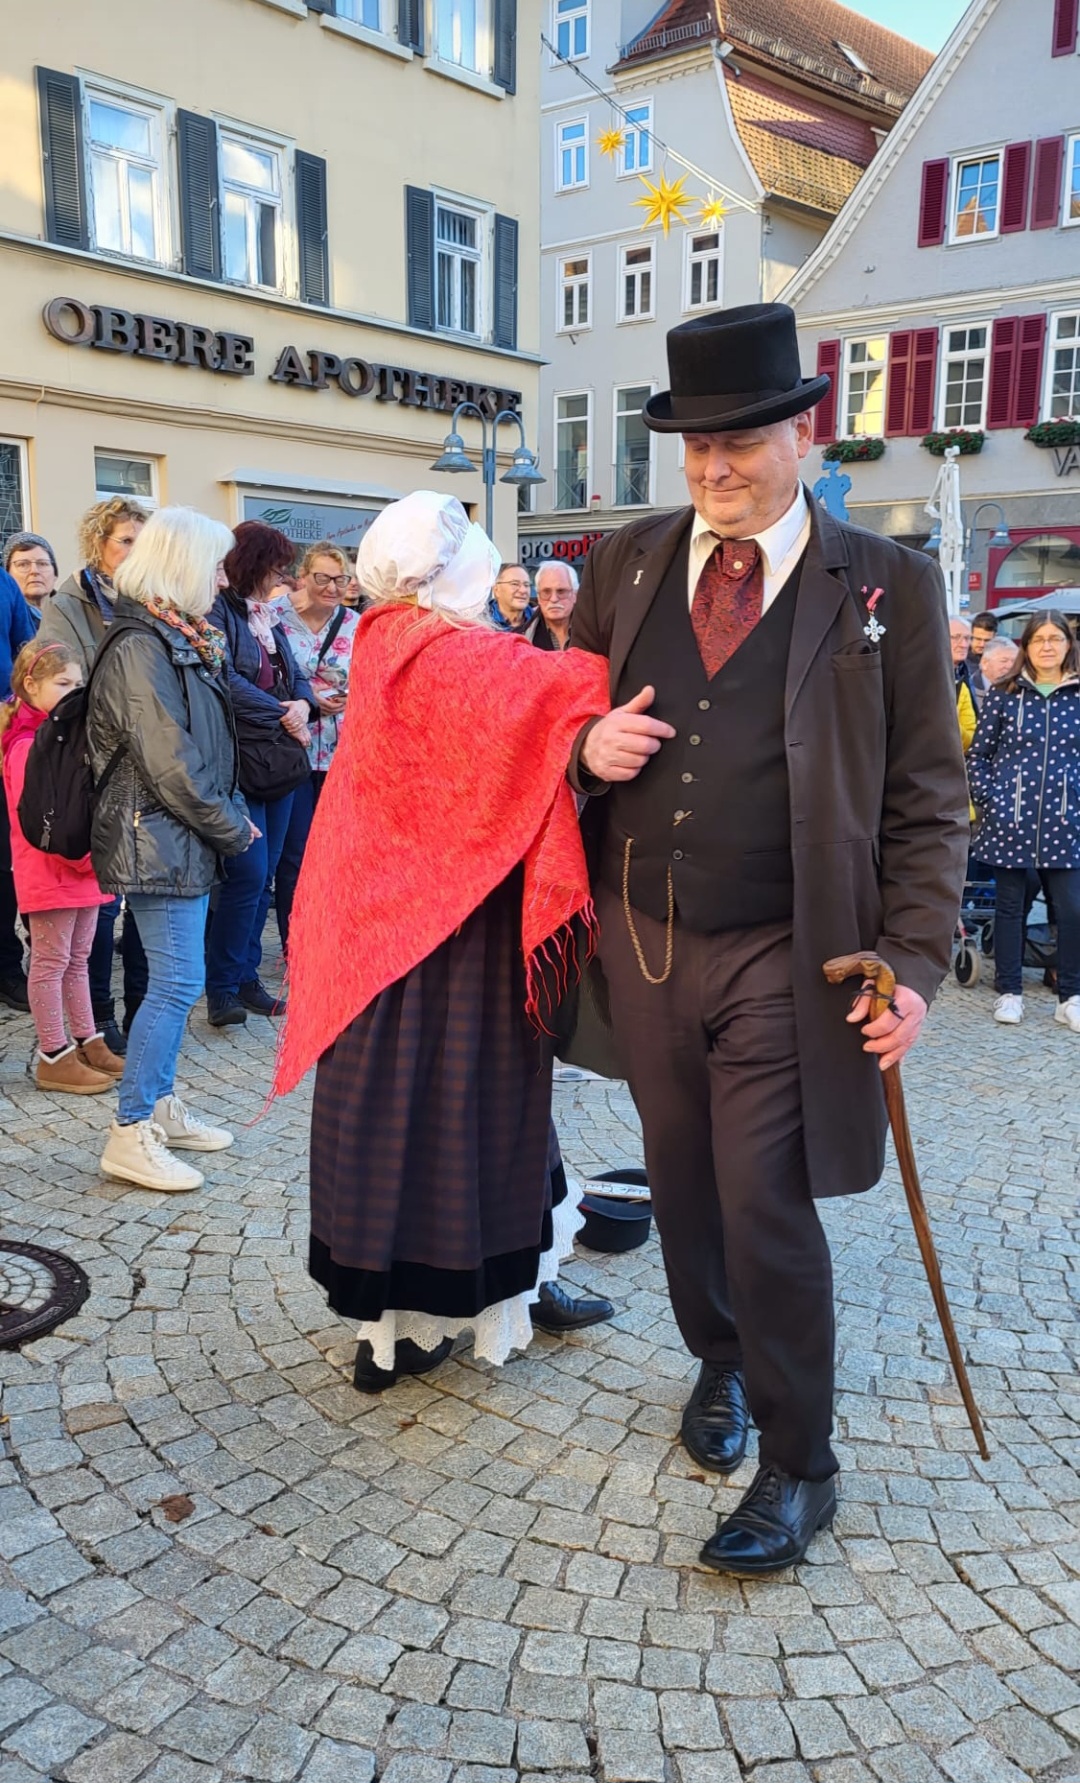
[493,568,532,624]
[970,624,995,658]
[949,621,971,665]
[535,567,577,627]
[983,642,1019,684]
[8,548,56,603]
[681,412,813,537]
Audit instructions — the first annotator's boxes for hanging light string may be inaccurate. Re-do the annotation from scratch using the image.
[540,31,759,216]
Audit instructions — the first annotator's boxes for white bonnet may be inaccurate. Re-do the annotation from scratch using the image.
[358,491,500,621]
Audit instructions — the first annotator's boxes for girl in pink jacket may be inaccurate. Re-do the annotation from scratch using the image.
[0,641,122,1094]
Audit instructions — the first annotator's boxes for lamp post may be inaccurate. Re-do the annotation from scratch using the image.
[965,501,1012,605]
[430,402,545,540]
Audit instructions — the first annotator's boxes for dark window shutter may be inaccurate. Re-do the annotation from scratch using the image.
[1031,136,1064,229]
[36,67,88,251]
[493,0,517,92]
[1052,0,1079,55]
[917,158,949,247]
[1000,141,1032,233]
[812,339,840,444]
[177,110,221,280]
[398,0,423,50]
[1012,313,1047,426]
[492,213,518,350]
[909,328,939,435]
[885,331,912,436]
[987,317,1018,429]
[296,151,329,305]
[405,186,435,330]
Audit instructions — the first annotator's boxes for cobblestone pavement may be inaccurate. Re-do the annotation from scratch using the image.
[1,960,1079,1783]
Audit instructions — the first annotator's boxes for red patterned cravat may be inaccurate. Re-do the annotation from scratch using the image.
[691,537,764,679]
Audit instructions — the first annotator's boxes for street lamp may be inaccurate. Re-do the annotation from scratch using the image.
[965,500,1011,605]
[430,401,545,539]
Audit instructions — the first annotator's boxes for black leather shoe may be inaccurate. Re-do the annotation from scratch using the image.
[0,972,30,1012]
[100,1018,128,1057]
[530,1281,614,1332]
[239,978,286,1017]
[353,1337,453,1393]
[207,992,247,1028]
[681,1363,749,1473]
[700,1464,837,1576]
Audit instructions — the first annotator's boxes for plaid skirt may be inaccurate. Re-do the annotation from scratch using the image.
[309,868,560,1321]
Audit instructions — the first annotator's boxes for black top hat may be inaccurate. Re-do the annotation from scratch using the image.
[643,302,830,434]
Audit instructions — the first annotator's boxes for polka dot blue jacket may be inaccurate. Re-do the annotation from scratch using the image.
[967,674,1080,869]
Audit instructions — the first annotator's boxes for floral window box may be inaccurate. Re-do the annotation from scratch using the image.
[1024,419,1080,447]
[921,428,985,456]
[821,437,886,462]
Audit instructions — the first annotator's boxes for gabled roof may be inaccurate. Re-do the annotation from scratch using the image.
[724,66,880,214]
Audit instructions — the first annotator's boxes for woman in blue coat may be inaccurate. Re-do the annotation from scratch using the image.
[968,611,1080,1031]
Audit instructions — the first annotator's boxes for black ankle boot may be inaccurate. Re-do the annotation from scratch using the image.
[207,992,247,1028]
[352,1337,453,1393]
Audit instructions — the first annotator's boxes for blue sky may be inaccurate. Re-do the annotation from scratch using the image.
[842,0,971,52]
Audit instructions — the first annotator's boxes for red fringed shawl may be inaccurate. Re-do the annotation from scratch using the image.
[273,604,610,1097]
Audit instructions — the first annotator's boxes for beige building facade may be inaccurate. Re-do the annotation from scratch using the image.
[0,0,538,573]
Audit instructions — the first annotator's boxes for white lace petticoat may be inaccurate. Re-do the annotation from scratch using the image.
[355,1176,586,1371]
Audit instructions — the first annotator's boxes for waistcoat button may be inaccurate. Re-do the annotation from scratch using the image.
[681,772,693,783]
[698,699,711,710]
[689,734,701,746]
[674,809,685,821]
[672,849,684,861]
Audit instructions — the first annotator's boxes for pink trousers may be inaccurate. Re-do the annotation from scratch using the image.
[27,907,99,1055]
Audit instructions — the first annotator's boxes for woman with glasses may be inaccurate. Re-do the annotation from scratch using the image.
[271,542,361,952]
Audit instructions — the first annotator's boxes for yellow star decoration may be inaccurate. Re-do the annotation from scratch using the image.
[597,127,625,160]
[697,195,728,229]
[632,171,694,235]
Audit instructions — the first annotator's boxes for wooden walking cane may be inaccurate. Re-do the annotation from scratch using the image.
[823,952,990,1461]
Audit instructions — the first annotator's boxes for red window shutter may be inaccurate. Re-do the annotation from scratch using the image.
[909,329,939,435]
[987,317,1019,429]
[1031,136,1065,228]
[1052,0,1079,55]
[885,331,912,435]
[1000,141,1032,233]
[1011,313,1047,426]
[917,159,949,247]
[812,338,840,443]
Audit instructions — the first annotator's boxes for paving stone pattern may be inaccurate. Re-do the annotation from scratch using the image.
[1,967,1079,1783]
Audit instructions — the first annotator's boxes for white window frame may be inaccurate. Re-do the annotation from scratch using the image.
[433,189,492,342]
[556,118,589,191]
[553,389,592,512]
[0,437,31,542]
[433,0,493,78]
[840,335,888,439]
[683,227,723,312]
[618,239,654,323]
[1044,310,1080,419]
[611,383,655,509]
[1064,133,1080,229]
[948,149,1003,244]
[81,76,172,268]
[334,0,383,25]
[93,450,160,509]
[938,323,989,430]
[216,118,295,295]
[618,99,653,178]
[556,251,591,334]
[553,0,588,61]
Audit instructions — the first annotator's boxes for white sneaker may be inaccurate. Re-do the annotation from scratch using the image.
[993,994,1024,1024]
[1054,996,1080,1034]
[101,1119,204,1192]
[153,1094,234,1152]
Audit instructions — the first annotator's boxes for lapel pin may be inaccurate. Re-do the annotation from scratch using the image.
[633,570,644,586]
[862,585,886,644]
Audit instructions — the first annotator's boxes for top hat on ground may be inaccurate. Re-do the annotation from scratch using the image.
[643,302,831,435]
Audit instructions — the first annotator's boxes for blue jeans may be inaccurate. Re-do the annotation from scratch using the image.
[993,865,1080,1001]
[275,771,325,953]
[118,894,209,1123]
[205,793,294,996]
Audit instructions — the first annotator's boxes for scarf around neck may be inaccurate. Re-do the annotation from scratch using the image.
[143,596,227,674]
[272,603,609,1097]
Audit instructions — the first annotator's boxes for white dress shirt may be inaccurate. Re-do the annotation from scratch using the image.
[687,486,811,613]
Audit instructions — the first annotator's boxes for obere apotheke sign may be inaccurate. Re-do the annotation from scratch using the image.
[43,297,522,418]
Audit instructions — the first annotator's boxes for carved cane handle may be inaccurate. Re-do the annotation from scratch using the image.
[822,951,897,1023]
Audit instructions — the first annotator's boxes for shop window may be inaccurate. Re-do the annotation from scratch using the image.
[950,154,1001,240]
[557,120,588,191]
[555,391,590,510]
[1047,312,1080,416]
[85,84,168,265]
[220,129,285,290]
[0,441,28,550]
[95,453,158,506]
[996,533,1080,589]
[555,0,588,60]
[558,254,590,331]
[619,101,653,177]
[685,230,722,311]
[842,337,887,437]
[613,385,652,507]
[620,242,653,321]
[940,325,987,428]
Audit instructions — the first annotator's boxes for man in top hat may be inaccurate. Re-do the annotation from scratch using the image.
[569,304,968,1575]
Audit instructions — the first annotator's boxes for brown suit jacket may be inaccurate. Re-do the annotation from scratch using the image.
[570,495,969,1199]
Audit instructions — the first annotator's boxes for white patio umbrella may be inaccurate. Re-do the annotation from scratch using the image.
[924,444,965,617]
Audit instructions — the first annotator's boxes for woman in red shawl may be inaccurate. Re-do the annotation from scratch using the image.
[274,492,613,1390]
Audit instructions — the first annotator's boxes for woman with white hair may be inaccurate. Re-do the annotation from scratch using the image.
[275,492,614,1391]
[87,507,255,1192]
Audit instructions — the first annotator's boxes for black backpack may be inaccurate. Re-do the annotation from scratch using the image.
[17,622,141,861]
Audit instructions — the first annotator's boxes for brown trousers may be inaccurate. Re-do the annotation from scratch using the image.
[597,886,837,1481]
